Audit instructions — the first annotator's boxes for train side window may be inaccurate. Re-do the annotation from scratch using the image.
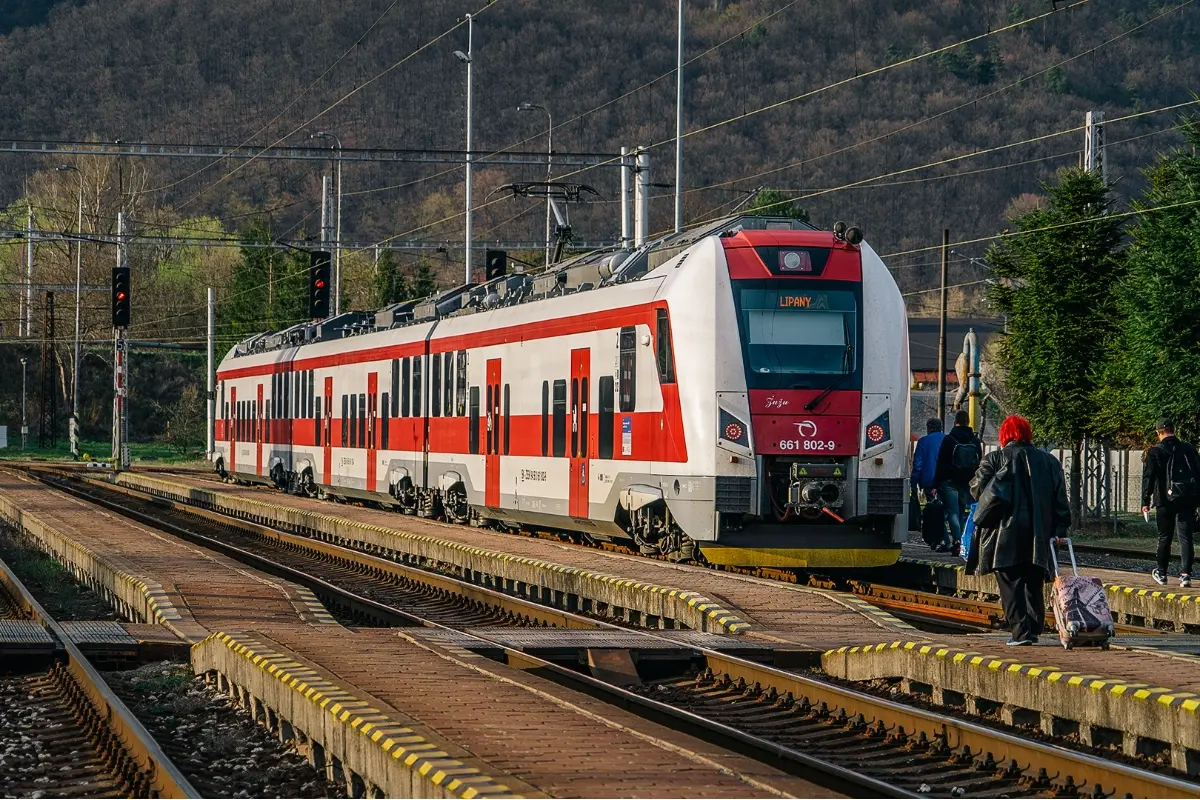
[381,393,389,449]
[315,397,322,446]
[541,381,549,457]
[469,387,480,455]
[391,359,399,417]
[443,353,453,417]
[456,351,467,416]
[271,375,278,418]
[349,395,357,448]
[359,393,367,446]
[503,384,510,455]
[252,401,258,440]
[581,377,589,458]
[552,379,567,458]
[619,326,637,412]
[308,371,314,418]
[401,358,411,417]
[598,376,614,459]
[656,308,675,384]
[413,357,423,417]
[431,353,442,417]
[341,395,349,447]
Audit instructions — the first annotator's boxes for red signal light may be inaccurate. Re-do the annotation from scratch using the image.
[315,280,325,289]
[116,292,127,301]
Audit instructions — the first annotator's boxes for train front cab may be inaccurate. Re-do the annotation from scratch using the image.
[693,229,910,570]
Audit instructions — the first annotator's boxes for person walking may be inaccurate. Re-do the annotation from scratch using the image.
[1140,418,1199,588]
[934,410,983,553]
[970,415,1071,646]
[911,418,946,547]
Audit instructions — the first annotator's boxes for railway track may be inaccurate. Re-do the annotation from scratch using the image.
[0,553,196,798]
[22,466,1200,797]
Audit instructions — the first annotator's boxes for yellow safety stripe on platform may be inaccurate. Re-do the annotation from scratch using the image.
[120,474,754,635]
[832,593,917,633]
[203,632,517,799]
[825,640,1200,710]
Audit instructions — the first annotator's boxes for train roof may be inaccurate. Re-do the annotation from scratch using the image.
[228,214,817,359]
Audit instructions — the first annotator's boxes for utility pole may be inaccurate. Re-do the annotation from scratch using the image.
[39,291,56,449]
[206,287,215,460]
[634,148,650,247]
[620,146,632,248]
[57,164,84,458]
[937,228,950,427]
[112,212,130,471]
[1084,110,1106,183]
[673,0,685,233]
[20,358,28,450]
[24,206,34,337]
[454,15,475,286]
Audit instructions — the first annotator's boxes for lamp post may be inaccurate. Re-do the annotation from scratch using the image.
[518,102,553,266]
[454,13,474,286]
[310,131,343,315]
[56,164,84,459]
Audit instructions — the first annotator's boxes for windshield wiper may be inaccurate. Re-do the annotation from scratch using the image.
[803,317,855,412]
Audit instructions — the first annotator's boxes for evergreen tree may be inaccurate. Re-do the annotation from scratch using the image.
[986,168,1125,526]
[413,258,438,298]
[225,219,304,337]
[373,249,411,307]
[1115,115,1200,441]
[746,189,809,221]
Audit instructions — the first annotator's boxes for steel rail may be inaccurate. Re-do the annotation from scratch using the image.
[41,467,1200,798]
[0,552,199,798]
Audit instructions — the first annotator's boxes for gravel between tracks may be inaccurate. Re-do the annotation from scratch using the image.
[104,662,345,799]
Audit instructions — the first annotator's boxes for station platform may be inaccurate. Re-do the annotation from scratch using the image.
[896,539,1200,632]
[195,627,830,798]
[0,469,338,642]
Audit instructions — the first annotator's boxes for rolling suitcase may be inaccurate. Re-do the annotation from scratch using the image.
[1050,538,1114,650]
[921,498,944,548]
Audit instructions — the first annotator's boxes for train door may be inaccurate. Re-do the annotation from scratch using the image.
[256,384,264,477]
[323,377,333,485]
[569,348,590,518]
[367,372,379,493]
[229,386,237,472]
[485,359,502,508]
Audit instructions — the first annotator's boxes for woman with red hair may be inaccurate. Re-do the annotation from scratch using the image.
[970,414,1071,645]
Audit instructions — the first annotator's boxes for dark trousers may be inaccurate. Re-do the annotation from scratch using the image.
[1155,502,1196,575]
[996,562,1045,641]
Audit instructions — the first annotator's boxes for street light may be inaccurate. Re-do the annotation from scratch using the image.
[518,102,553,267]
[454,12,474,286]
[57,163,84,459]
[310,131,343,316]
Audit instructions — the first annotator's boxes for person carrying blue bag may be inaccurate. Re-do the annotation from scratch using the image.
[959,503,977,560]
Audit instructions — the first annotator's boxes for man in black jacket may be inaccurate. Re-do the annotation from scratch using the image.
[1141,419,1199,588]
[933,410,983,553]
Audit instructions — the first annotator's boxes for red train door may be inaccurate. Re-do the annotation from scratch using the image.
[229,386,237,472]
[255,383,264,476]
[485,359,501,508]
[323,377,333,484]
[367,372,379,494]
[569,348,590,518]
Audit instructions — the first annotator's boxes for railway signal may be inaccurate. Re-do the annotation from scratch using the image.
[485,249,506,281]
[309,250,332,319]
[111,266,131,328]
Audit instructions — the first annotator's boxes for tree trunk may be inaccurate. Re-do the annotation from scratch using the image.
[1069,439,1083,531]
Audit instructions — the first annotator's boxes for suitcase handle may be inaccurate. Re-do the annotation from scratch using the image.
[1052,537,1078,577]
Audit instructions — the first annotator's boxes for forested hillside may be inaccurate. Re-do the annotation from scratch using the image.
[0,0,1197,447]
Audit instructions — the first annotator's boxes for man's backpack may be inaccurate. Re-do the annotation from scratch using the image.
[1166,444,1198,502]
[951,439,982,474]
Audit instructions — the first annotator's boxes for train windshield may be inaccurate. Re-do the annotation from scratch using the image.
[732,280,860,389]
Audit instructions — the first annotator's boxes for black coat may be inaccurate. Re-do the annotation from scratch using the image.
[969,443,1071,577]
[1141,437,1200,509]
[933,425,982,489]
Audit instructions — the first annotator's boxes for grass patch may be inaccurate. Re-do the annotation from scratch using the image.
[0,526,121,620]
[0,439,208,467]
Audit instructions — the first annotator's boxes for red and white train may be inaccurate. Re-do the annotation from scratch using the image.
[213,216,910,568]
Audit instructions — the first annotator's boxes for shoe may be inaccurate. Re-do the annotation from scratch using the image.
[1153,569,1168,585]
[1181,574,1192,588]
[1005,638,1035,646]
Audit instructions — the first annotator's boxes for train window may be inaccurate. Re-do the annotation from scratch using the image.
[571,378,578,457]
[503,384,510,455]
[413,357,422,417]
[391,360,399,417]
[381,393,389,449]
[264,403,269,444]
[287,372,294,418]
[456,351,467,416]
[443,354,453,417]
[401,358,411,417]
[598,376,614,459]
[252,401,258,440]
[619,326,637,412]
[359,393,367,447]
[541,381,549,458]
[271,375,278,418]
[316,397,322,446]
[581,377,589,458]
[656,309,675,384]
[309,372,316,418]
[552,379,567,458]
[469,387,480,455]
[431,354,442,417]
[341,395,349,447]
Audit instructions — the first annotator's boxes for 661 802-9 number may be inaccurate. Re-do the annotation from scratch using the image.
[778,439,836,451]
